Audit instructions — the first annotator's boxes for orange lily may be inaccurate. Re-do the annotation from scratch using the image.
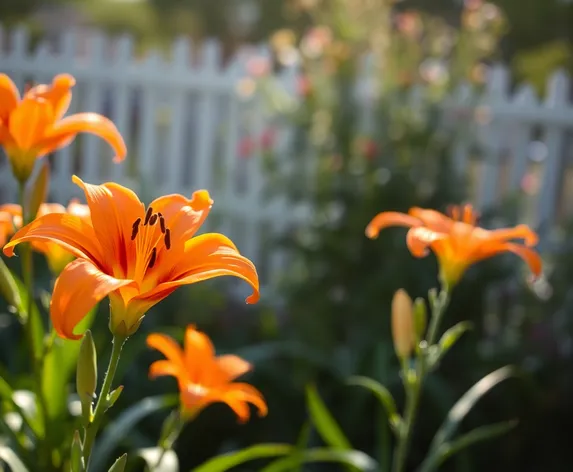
[366,204,542,285]
[0,200,91,275]
[3,176,260,339]
[147,325,267,422]
[0,73,126,182]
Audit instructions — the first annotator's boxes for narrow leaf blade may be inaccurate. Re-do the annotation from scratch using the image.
[306,384,352,449]
[261,448,377,472]
[192,444,292,472]
[347,376,402,434]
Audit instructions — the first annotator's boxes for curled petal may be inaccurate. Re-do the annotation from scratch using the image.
[150,190,213,249]
[488,224,539,246]
[405,226,447,258]
[365,211,421,239]
[51,259,134,339]
[43,112,127,162]
[501,243,543,278]
[217,355,252,381]
[223,383,268,422]
[3,213,103,264]
[9,97,54,151]
[0,74,20,121]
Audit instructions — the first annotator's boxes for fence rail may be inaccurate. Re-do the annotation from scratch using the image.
[1,26,573,292]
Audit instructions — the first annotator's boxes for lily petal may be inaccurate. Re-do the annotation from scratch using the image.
[3,213,104,264]
[150,190,213,251]
[405,226,448,258]
[137,233,259,307]
[26,74,75,120]
[493,242,543,278]
[0,74,20,122]
[9,97,54,151]
[149,360,184,380]
[488,224,539,246]
[365,211,422,239]
[147,333,186,367]
[184,327,216,380]
[43,112,127,162]
[72,175,143,272]
[217,355,252,381]
[408,207,454,233]
[51,259,134,339]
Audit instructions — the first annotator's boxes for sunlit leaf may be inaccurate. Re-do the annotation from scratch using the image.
[42,307,96,445]
[261,448,377,472]
[347,376,402,435]
[134,447,179,472]
[25,160,49,222]
[0,445,30,472]
[426,366,516,457]
[90,394,178,472]
[192,444,293,472]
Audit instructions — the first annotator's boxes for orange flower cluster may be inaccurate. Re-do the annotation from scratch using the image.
[0,73,266,423]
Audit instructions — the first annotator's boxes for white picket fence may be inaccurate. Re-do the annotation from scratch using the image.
[1,26,573,293]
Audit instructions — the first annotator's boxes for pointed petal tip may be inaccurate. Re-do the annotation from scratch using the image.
[190,190,213,210]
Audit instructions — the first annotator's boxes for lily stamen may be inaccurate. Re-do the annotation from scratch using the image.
[131,218,141,241]
[144,207,153,225]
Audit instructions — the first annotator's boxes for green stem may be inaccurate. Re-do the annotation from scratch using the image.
[391,289,451,472]
[18,183,40,374]
[83,334,126,469]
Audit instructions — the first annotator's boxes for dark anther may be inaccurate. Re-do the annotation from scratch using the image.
[159,216,166,234]
[131,218,141,240]
[149,213,158,226]
[164,229,171,250]
[148,247,157,269]
[144,207,153,225]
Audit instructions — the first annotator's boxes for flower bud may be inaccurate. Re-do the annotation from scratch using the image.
[76,330,97,423]
[391,289,415,359]
[413,297,427,342]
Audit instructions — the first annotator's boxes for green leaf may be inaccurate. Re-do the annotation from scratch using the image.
[427,366,516,456]
[107,454,127,472]
[0,258,24,318]
[90,394,178,472]
[347,376,402,435]
[192,444,293,472]
[306,384,352,449]
[261,448,377,472]
[0,445,30,472]
[106,386,124,409]
[42,307,96,443]
[428,322,473,369]
[134,447,179,472]
[440,421,517,464]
